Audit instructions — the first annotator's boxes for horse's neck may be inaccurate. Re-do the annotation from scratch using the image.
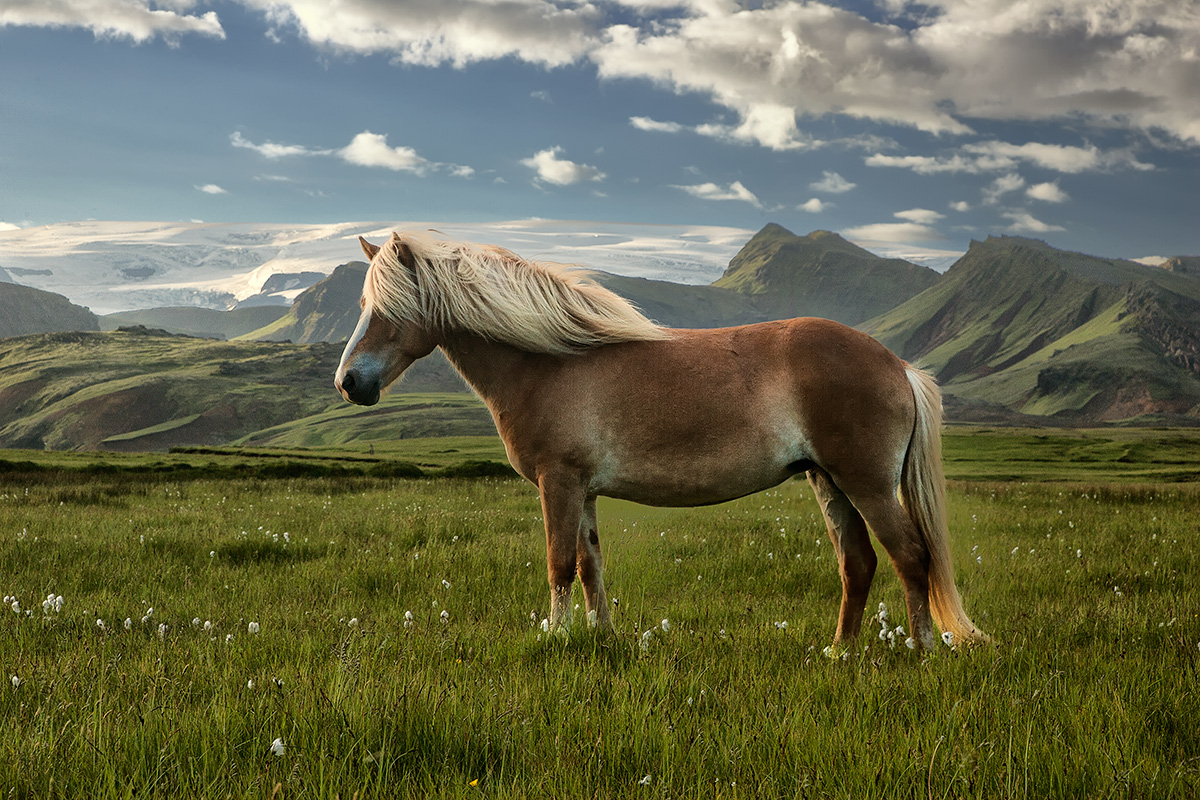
[437,331,551,411]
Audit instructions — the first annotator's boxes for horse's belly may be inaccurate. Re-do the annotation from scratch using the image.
[592,454,805,507]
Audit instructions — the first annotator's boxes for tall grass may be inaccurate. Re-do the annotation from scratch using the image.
[2,471,1198,798]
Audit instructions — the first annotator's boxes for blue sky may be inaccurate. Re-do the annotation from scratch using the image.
[2,0,1198,260]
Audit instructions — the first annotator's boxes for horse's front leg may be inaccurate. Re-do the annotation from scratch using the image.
[539,472,586,630]
[576,496,612,630]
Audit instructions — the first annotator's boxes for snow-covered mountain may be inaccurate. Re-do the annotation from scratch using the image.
[0,220,757,314]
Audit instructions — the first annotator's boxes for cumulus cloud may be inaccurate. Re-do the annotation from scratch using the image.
[630,116,684,134]
[798,198,826,213]
[231,131,326,159]
[232,129,472,177]
[0,0,223,43]
[809,171,856,194]
[894,208,945,224]
[195,184,228,194]
[867,139,1152,176]
[521,147,606,186]
[841,222,945,243]
[240,0,596,68]
[1004,211,1066,233]
[340,131,431,174]
[673,181,762,207]
[226,0,1200,151]
[983,173,1026,205]
[949,200,971,212]
[1026,181,1070,203]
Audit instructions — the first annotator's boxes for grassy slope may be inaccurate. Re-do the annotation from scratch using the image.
[864,238,1200,421]
[100,306,289,339]
[0,330,474,451]
[1,437,1198,798]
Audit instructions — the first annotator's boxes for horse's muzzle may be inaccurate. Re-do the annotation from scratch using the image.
[336,369,380,406]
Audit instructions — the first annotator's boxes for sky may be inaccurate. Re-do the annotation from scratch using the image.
[2,0,1199,262]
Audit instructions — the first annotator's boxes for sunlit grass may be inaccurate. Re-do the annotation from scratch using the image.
[2,466,1199,798]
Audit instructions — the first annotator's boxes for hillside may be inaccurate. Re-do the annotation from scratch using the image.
[101,305,289,339]
[713,224,941,325]
[865,236,1200,423]
[0,283,99,339]
[240,261,367,343]
[0,329,472,451]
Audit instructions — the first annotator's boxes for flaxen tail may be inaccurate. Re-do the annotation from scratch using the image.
[901,366,989,644]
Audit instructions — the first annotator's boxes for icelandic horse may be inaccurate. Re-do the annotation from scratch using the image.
[334,231,987,650]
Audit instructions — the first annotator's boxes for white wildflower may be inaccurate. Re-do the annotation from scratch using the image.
[905,637,916,650]
[348,618,359,628]
[248,621,260,634]
[638,775,651,786]
[10,675,20,689]
[941,631,954,647]
[404,610,414,628]
[660,618,670,633]
[270,737,286,757]
[440,610,449,623]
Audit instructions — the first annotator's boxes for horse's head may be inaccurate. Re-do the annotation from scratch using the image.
[334,235,437,406]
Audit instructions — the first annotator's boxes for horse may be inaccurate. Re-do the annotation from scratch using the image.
[335,231,987,650]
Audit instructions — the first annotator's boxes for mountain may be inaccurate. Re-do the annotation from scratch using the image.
[865,236,1200,423]
[0,283,100,339]
[713,223,942,325]
[240,261,368,343]
[0,266,12,283]
[101,305,289,339]
[1160,256,1200,276]
[0,328,472,451]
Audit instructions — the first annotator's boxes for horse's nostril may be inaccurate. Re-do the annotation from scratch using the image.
[340,371,357,395]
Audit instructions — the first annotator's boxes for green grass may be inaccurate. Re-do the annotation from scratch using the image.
[2,431,1200,798]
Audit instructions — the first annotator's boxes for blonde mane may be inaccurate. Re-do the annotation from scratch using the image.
[363,231,671,355]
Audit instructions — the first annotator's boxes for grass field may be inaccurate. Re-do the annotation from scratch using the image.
[2,430,1199,798]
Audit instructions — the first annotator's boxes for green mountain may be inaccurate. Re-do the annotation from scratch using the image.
[240,261,367,343]
[0,328,473,451]
[101,305,288,339]
[864,236,1200,423]
[713,223,941,325]
[0,282,99,339]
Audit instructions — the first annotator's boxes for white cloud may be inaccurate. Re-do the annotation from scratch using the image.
[949,200,971,212]
[865,153,981,175]
[983,173,1026,205]
[340,131,431,174]
[673,181,762,208]
[798,198,826,213]
[894,208,945,224]
[963,141,1152,174]
[1003,211,1066,233]
[1026,181,1070,203]
[231,131,325,159]
[195,184,228,195]
[234,1,1200,150]
[243,0,596,68]
[630,116,684,134]
[1131,255,1167,267]
[0,0,224,43]
[522,147,606,186]
[841,222,945,243]
[809,171,856,194]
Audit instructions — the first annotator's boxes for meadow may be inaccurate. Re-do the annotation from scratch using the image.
[1,428,1198,798]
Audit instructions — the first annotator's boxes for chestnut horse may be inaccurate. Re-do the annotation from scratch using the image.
[335,231,987,649]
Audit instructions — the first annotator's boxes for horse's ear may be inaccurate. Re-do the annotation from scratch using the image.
[390,233,416,272]
[359,236,380,261]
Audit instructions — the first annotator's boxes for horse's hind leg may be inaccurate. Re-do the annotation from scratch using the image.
[808,468,877,643]
[576,496,612,629]
[539,472,585,630]
[850,491,937,650]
